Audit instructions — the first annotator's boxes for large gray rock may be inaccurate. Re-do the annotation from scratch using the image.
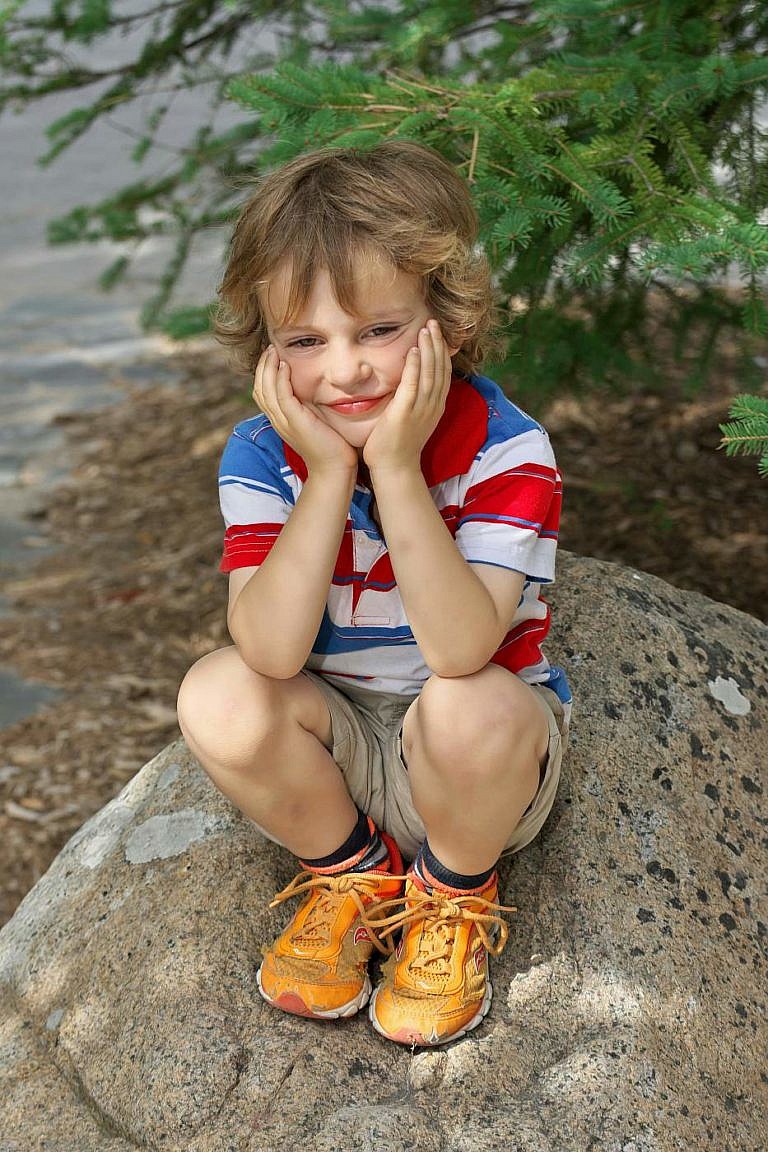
[1,552,765,1151]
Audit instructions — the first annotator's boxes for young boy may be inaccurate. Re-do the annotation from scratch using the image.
[176,140,572,1047]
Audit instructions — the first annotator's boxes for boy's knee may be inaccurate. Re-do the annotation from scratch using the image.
[176,645,279,754]
[414,666,544,766]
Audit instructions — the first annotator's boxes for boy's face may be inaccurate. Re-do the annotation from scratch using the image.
[263,258,454,459]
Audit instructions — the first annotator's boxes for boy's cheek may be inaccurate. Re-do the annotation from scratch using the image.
[282,363,312,400]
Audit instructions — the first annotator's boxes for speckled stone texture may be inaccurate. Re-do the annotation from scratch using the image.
[1,552,765,1152]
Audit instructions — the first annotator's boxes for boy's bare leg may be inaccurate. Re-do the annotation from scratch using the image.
[400,663,550,874]
[179,646,406,1023]
[176,645,358,860]
[369,663,551,1046]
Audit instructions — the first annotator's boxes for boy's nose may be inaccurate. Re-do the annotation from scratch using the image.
[325,349,372,389]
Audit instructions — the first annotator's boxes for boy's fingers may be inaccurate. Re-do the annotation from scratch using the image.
[431,325,452,404]
[427,321,447,388]
[253,345,274,405]
[272,356,286,391]
[416,325,449,440]
[274,358,298,414]
[252,355,263,401]
[415,325,437,409]
[399,345,421,405]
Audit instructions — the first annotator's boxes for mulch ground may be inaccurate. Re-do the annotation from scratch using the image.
[1,331,766,926]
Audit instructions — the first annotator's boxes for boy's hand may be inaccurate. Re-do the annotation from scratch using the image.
[253,347,358,478]
[363,320,451,476]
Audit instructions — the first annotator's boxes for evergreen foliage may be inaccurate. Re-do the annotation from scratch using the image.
[719,394,768,476]
[2,0,767,469]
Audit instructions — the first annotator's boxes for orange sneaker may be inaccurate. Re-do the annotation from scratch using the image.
[368,872,515,1046]
[256,831,404,1020]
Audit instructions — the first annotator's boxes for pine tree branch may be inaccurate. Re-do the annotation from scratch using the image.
[6,0,767,427]
[468,127,480,183]
[385,70,454,97]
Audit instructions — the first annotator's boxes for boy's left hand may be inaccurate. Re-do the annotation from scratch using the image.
[362,319,452,475]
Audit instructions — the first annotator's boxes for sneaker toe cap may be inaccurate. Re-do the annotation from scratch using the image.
[369,984,489,1046]
[258,961,371,1019]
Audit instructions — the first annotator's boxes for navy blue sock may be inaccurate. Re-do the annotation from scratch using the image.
[413,839,496,892]
[300,807,387,873]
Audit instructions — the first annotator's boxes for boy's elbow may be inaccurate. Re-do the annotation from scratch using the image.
[235,644,302,680]
[430,661,489,679]
[426,649,491,679]
[228,628,305,681]
[425,634,500,679]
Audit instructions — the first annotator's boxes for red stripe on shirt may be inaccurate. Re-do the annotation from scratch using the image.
[541,483,562,537]
[463,466,558,529]
[491,607,552,674]
[220,523,284,572]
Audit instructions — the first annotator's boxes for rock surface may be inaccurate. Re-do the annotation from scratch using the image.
[1,552,766,1151]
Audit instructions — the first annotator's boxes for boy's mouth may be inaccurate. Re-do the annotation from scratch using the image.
[325,394,389,416]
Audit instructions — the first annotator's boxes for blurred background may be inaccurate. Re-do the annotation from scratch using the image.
[1,0,766,924]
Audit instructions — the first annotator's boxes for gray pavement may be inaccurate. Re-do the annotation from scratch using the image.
[0,8,256,726]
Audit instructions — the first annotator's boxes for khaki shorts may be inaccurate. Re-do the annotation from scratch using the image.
[290,671,569,862]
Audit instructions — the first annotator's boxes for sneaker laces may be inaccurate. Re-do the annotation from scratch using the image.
[372,886,517,976]
[268,869,403,955]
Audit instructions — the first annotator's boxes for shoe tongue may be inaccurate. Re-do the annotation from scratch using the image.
[408,871,432,897]
[407,875,437,903]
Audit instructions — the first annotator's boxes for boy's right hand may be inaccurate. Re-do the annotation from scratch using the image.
[253,347,358,478]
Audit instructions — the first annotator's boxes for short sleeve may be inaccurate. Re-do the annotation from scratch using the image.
[454,427,561,583]
[217,416,297,573]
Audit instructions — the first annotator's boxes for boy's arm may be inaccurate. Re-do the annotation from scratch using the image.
[370,465,523,677]
[227,467,357,678]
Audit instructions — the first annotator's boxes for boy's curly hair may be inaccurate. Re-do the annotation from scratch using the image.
[213,141,501,378]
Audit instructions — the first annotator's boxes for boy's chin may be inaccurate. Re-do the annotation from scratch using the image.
[333,423,377,449]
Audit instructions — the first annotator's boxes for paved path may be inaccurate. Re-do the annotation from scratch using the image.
[0,10,252,725]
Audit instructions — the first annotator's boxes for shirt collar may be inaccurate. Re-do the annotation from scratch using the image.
[281,375,488,487]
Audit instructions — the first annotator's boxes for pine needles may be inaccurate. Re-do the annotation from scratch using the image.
[719,395,768,477]
[3,0,768,472]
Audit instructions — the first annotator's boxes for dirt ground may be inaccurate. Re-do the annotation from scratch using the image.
[1,333,766,927]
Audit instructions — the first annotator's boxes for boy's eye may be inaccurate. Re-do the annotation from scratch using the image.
[286,326,399,349]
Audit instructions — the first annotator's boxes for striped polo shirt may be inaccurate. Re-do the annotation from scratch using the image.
[218,372,571,714]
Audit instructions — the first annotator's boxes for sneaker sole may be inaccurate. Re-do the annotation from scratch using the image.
[368,978,493,1047]
[256,964,372,1020]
